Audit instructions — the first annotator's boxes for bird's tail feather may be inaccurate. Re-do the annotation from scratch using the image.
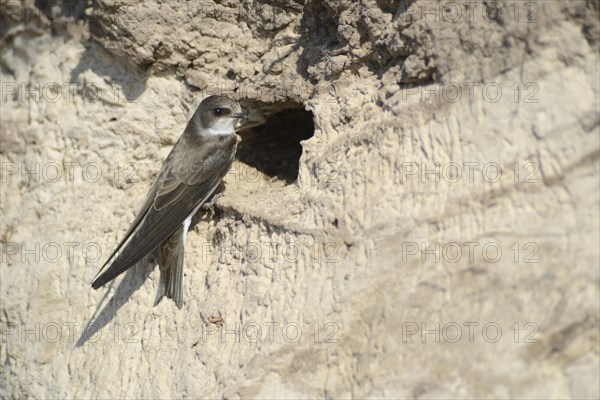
[154,226,185,309]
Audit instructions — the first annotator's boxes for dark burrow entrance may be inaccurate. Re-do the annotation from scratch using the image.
[236,104,315,184]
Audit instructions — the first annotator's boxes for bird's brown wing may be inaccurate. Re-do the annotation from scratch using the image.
[92,134,237,289]
[93,152,171,275]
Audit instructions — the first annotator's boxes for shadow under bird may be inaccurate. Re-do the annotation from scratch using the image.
[91,95,247,308]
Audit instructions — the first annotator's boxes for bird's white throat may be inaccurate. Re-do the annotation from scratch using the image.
[206,118,236,136]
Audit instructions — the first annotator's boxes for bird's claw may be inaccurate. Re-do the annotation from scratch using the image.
[201,192,223,216]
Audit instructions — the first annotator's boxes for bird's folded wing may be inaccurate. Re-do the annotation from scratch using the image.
[92,167,165,280]
[92,136,237,289]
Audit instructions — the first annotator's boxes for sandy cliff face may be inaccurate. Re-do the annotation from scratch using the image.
[1,0,598,398]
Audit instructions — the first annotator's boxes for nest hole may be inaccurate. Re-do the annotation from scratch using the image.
[237,106,314,184]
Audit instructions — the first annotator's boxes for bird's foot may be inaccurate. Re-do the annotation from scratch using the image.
[201,192,223,216]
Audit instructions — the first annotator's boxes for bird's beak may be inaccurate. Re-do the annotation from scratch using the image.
[234,106,249,120]
[233,112,248,132]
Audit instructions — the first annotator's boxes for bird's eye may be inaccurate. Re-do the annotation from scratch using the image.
[213,108,229,116]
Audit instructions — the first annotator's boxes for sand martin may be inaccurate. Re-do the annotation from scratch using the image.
[92,95,247,308]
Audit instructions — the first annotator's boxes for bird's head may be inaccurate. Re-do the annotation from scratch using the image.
[196,95,247,135]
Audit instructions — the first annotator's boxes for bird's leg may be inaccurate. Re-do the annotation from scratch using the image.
[201,191,223,216]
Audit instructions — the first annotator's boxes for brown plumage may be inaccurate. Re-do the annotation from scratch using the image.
[92,96,246,308]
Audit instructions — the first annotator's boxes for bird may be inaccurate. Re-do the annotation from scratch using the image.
[91,95,247,308]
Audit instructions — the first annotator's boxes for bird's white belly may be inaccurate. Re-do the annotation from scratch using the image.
[181,183,220,242]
